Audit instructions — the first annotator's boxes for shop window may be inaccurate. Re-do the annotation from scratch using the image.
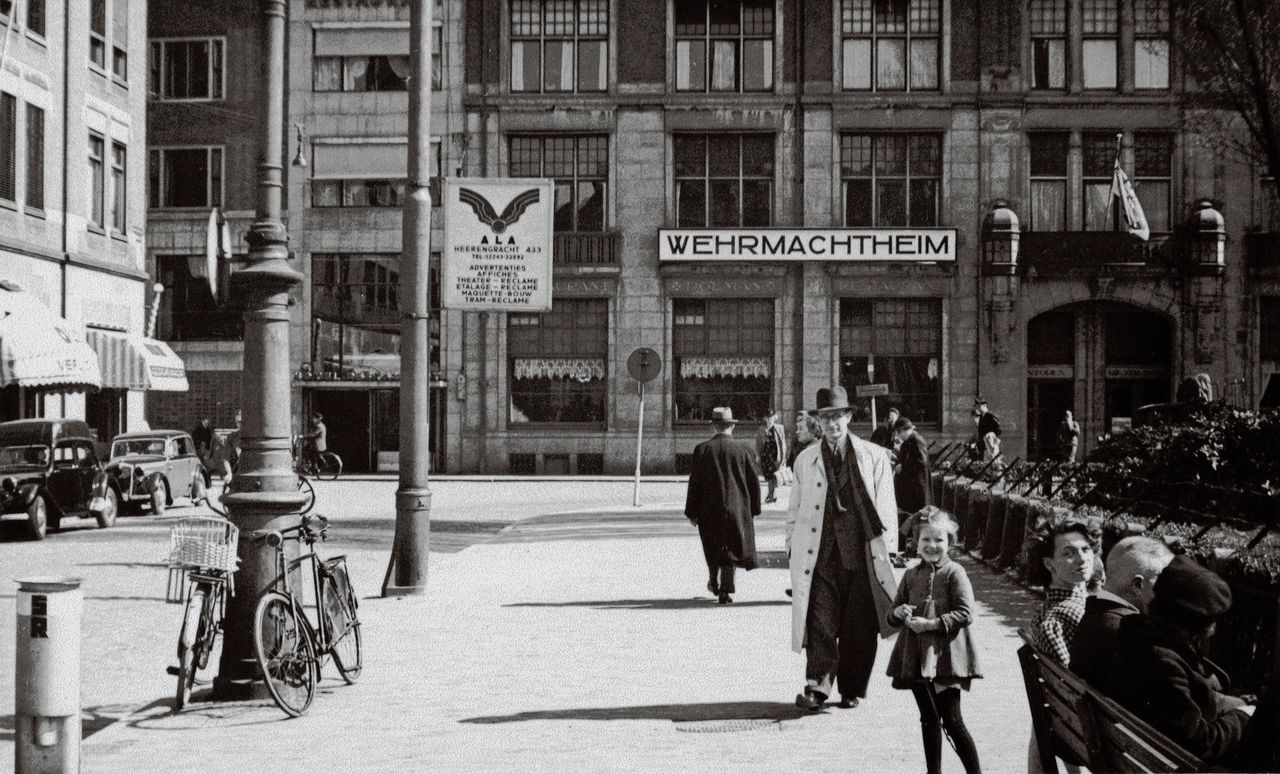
[1029,0,1066,89]
[0,92,13,203]
[577,453,603,474]
[1028,133,1068,231]
[155,254,243,341]
[840,0,940,91]
[149,39,225,100]
[25,104,43,210]
[673,298,773,423]
[839,298,941,425]
[1133,133,1171,233]
[675,0,773,93]
[1260,297,1280,361]
[1082,131,1119,231]
[149,147,223,209]
[1134,0,1169,89]
[509,453,537,474]
[841,134,940,227]
[510,0,608,93]
[508,298,608,424]
[508,135,607,231]
[674,133,773,227]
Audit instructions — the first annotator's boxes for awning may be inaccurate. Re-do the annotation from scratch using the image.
[513,357,606,382]
[679,356,771,380]
[0,282,102,390]
[86,330,190,392]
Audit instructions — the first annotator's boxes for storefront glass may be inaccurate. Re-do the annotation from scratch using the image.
[839,298,941,424]
[673,298,773,422]
[507,299,608,424]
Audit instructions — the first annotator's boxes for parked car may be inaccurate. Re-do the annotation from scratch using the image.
[0,419,119,540]
[106,430,209,515]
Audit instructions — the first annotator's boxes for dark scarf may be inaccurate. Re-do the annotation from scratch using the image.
[821,436,885,541]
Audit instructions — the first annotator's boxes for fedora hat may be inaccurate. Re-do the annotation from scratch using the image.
[810,386,853,415]
[708,406,738,424]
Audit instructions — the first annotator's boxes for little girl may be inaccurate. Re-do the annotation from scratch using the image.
[887,506,983,774]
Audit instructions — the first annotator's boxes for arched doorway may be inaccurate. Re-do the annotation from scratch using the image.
[1026,303,1173,460]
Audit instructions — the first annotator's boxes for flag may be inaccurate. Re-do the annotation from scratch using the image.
[1111,157,1150,241]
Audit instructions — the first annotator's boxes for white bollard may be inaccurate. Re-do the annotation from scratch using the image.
[15,577,83,774]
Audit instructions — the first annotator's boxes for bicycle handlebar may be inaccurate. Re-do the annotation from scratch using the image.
[250,513,330,546]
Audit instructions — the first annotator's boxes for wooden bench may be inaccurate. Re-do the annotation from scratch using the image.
[1017,630,1204,773]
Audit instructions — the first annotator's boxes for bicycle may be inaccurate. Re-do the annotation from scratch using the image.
[251,512,362,717]
[295,437,343,481]
[166,517,240,711]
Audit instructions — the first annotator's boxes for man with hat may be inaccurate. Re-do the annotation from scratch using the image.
[684,406,763,604]
[973,399,1002,461]
[786,386,900,710]
[1108,556,1277,768]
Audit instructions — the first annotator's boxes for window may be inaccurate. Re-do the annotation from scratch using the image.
[0,92,13,203]
[1028,133,1068,231]
[511,0,608,93]
[313,55,409,92]
[27,0,45,37]
[674,133,773,227]
[89,134,105,228]
[90,0,106,69]
[1081,0,1117,89]
[1082,132,1118,231]
[110,142,126,231]
[25,104,43,210]
[1133,133,1171,232]
[840,298,941,424]
[841,134,940,227]
[675,0,773,93]
[433,25,443,89]
[673,298,773,423]
[1134,0,1169,89]
[507,298,608,424]
[149,147,223,208]
[156,255,244,340]
[112,0,128,82]
[1029,0,1066,89]
[310,141,439,209]
[149,39,225,100]
[509,135,607,231]
[841,0,940,91]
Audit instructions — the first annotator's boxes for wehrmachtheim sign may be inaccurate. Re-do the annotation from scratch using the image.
[442,177,555,311]
[657,228,957,262]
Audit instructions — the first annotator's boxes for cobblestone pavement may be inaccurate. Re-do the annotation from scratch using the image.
[1,480,1039,773]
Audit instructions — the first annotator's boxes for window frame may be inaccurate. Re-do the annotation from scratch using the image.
[1081,0,1119,90]
[148,145,225,210]
[148,37,227,102]
[1132,132,1172,234]
[509,0,610,94]
[1133,0,1170,90]
[1028,0,1067,90]
[24,103,43,211]
[508,134,609,232]
[110,140,126,233]
[674,0,775,94]
[27,0,46,39]
[0,92,14,205]
[311,54,412,93]
[672,297,775,425]
[673,132,774,228]
[1081,131,1120,231]
[1027,132,1069,231]
[88,132,105,229]
[840,133,942,228]
[838,297,943,426]
[839,0,942,92]
[89,0,107,71]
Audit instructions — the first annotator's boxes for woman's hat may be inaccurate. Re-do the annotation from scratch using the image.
[1151,555,1232,629]
[709,407,738,424]
[810,386,853,415]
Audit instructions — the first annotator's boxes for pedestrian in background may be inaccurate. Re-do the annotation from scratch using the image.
[192,416,214,470]
[757,409,786,504]
[870,406,900,451]
[893,416,931,553]
[974,399,1002,461]
[684,407,762,605]
[788,386,899,711]
[1057,410,1080,463]
[789,411,819,469]
[219,410,242,484]
[886,507,983,774]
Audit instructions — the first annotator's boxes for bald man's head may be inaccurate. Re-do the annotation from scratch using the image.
[1104,536,1175,613]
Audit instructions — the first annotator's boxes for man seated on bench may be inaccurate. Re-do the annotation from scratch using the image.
[1069,536,1174,688]
[1110,556,1278,770]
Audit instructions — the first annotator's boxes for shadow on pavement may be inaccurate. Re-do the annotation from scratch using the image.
[2,705,133,743]
[505,598,790,610]
[953,555,1041,634]
[461,701,811,724]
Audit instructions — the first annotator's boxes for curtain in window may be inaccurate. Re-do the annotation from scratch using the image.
[711,40,736,91]
[513,357,606,381]
[679,356,770,379]
[1030,180,1066,231]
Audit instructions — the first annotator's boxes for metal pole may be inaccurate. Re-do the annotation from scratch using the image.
[383,0,434,596]
[632,381,644,507]
[214,0,307,700]
[869,395,877,434]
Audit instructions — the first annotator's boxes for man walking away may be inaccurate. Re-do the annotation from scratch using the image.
[870,407,899,451]
[685,407,763,604]
[892,416,930,552]
[974,399,1002,461]
[192,416,214,470]
[757,410,787,503]
[1057,410,1080,463]
[787,386,899,710]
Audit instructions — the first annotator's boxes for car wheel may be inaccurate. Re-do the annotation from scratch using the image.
[94,487,119,528]
[26,496,48,541]
[151,479,168,515]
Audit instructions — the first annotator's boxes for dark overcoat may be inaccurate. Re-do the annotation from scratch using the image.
[684,433,762,569]
[894,430,931,514]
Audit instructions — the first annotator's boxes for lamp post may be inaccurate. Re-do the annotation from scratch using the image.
[213,0,308,699]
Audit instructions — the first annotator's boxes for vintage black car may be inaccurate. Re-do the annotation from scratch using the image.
[0,419,119,540]
[106,430,208,515]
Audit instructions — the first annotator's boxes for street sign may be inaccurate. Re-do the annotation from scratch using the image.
[855,383,890,397]
[627,347,661,383]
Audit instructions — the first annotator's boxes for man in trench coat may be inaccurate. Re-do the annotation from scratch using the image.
[787,386,899,710]
[685,406,762,604]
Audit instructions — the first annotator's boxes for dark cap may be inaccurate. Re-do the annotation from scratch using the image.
[1151,555,1232,628]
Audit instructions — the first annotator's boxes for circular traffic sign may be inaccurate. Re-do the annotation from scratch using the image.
[627,347,662,383]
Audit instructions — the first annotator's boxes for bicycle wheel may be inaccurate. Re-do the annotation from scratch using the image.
[297,475,317,515]
[175,585,206,711]
[316,452,342,481]
[253,591,317,718]
[321,567,362,684]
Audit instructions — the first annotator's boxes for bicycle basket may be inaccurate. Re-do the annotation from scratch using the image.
[168,517,240,577]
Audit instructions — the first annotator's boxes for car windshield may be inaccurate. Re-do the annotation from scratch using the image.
[112,439,166,457]
[0,445,51,467]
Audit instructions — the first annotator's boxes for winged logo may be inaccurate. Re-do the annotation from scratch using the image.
[458,187,541,234]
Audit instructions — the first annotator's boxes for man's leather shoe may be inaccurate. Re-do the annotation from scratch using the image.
[795,689,826,710]
[707,581,718,596]
[836,696,860,708]
[718,593,733,604]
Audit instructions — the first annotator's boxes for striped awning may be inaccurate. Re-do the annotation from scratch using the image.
[86,330,190,392]
[0,282,102,390]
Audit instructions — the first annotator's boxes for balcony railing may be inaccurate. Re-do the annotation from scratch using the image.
[1017,231,1172,274]
[554,231,621,267]
[1246,232,1280,270]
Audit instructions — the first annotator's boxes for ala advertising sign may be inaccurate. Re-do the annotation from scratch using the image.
[442,177,554,311]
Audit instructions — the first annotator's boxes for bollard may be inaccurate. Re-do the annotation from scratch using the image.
[15,577,83,774]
